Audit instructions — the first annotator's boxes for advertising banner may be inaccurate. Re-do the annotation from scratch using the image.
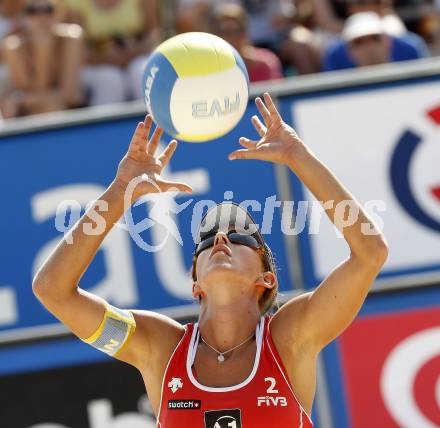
[2,65,440,428]
[338,306,440,428]
[0,358,156,428]
[280,77,440,289]
[0,104,294,347]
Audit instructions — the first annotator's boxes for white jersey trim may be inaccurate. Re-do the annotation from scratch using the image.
[156,326,188,426]
[266,321,313,425]
[186,317,264,392]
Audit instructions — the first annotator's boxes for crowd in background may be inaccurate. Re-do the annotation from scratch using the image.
[0,0,439,119]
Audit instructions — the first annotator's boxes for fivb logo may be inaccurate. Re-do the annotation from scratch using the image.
[192,93,240,118]
[257,396,288,407]
[257,377,287,407]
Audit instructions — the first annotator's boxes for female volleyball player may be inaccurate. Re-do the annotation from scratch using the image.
[33,93,388,427]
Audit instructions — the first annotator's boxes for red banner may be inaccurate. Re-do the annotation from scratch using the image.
[339,307,440,428]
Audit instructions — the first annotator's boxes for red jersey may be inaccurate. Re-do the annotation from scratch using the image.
[157,316,313,428]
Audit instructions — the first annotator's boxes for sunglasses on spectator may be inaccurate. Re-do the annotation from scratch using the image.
[194,229,264,257]
[25,4,54,15]
[351,34,382,46]
[351,0,386,5]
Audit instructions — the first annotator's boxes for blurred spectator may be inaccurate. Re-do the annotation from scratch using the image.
[394,0,437,41]
[176,0,211,33]
[278,21,322,74]
[0,0,85,118]
[347,0,407,35]
[176,0,293,52]
[211,3,283,82]
[432,0,440,54]
[0,1,24,99]
[323,11,429,70]
[310,0,410,33]
[236,0,294,51]
[310,0,411,53]
[177,0,320,75]
[65,0,161,104]
[0,1,25,36]
[309,0,348,35]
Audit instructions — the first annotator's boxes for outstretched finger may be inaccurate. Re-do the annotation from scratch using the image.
[255,97,272,127]
[263,93,282,122]
[251,115,267,137]
[157,178,193,194]
[238,137,258,149]
[143,114,153,130]
[228,149,261,160]
[157,139,178,168]
[147,125,163,155]
[128,115,152,154]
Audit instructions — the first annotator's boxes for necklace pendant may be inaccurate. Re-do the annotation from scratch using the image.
[217,354,225,363]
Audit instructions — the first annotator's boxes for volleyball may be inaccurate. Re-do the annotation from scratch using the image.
[142,32,249,142]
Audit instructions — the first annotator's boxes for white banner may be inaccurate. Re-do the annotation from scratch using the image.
[290,81,440,286]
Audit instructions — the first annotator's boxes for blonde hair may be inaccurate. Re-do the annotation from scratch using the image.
[257,246,279,314]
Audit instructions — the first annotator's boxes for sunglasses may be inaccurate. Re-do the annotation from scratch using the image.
[25,4,55,15]
[192,228,274,281]
[351,34,382,46]
[194,229,263,257]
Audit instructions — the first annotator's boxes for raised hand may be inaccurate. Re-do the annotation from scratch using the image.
[228,93,304,165]
[115,115,192,202]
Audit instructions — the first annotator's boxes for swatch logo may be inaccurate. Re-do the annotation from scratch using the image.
[168,400,201,410]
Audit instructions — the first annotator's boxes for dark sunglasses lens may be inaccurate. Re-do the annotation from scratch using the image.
[193,232,272,284]
[26,5,54,14]
[228,232,260,248]
[195,235,215,255]
[195,231,261,256]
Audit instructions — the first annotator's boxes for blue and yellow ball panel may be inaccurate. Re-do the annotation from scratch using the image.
[232,48,250,89]
[157,32,236,77]
[143,51,178,137]
[142,32,249,142]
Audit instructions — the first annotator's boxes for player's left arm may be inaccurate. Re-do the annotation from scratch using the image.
[229,93,389,353]
[273,148,388,352]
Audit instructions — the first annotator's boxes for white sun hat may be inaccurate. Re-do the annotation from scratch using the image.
[342,12,385,42]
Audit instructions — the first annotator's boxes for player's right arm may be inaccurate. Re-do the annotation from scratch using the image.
[32,115,192,368]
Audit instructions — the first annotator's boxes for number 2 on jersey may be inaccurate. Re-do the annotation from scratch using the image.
[264,377,279,394]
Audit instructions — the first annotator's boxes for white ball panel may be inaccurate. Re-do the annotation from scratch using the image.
[170,67,248,139]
